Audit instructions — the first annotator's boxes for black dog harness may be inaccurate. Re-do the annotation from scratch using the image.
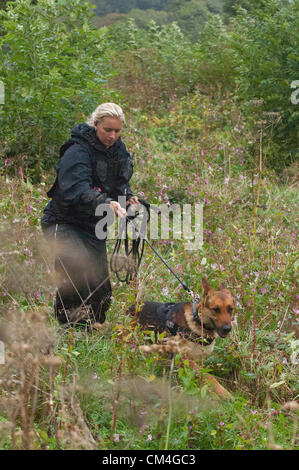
[162,301,215,346]
[163,303,179,335]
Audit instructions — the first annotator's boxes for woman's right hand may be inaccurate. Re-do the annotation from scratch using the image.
[109,200,127,219]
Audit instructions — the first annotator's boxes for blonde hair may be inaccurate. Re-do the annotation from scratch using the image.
[87,102,125,126]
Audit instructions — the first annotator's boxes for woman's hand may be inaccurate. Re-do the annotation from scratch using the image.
[126,196,139,206]
[126,196,139,211]
[109,200,127,219]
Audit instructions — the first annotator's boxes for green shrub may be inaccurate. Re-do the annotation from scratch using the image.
[0,0,115,180]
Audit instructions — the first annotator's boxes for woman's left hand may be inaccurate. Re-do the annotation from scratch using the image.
[126,196,139,206]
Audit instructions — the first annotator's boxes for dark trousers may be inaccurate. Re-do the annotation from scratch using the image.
[42,223,111,324]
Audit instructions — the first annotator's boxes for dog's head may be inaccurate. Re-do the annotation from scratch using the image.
[201,278,235,338]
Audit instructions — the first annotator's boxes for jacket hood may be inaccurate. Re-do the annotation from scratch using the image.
[71,123,122,153]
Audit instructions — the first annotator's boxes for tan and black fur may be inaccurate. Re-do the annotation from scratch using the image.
[128,278,235,399]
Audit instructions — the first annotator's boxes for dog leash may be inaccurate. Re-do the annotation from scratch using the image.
[125,215,201,310]
[110,199,150,283]
[111,201,202,323]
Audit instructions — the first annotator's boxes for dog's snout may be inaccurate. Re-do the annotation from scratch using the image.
[221,325,232,334]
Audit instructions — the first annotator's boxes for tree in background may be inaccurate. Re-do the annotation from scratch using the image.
[94,0,223,38]
[223,0,294,16]
[127,8,171,28]
[94,0,172,16]
[0,0,114,180]
[223,0,264,16]
[137,0,171,9]
[166,0,223,40]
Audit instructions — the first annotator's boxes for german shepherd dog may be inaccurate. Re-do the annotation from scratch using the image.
[128,278,235,399]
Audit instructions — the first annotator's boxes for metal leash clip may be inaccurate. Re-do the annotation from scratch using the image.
[189,290,201,323]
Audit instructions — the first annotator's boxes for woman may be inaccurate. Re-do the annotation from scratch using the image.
[41,103,138,326]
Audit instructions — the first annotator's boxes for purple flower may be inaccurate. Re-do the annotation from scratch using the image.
[33,291,40,299]
[25,259,36,266]
[260,288,267,294]
[113,434,120,442]
[162,287,168,296]
[147,434,152,441]
[139,424,149,435]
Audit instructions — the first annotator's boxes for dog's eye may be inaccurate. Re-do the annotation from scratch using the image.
[213,307,220,314]
[228,306,234,313]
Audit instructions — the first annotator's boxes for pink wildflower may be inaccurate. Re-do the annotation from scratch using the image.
[162,287,168,296]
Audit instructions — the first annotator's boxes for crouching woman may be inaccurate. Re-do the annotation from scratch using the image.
[41,103,138,326]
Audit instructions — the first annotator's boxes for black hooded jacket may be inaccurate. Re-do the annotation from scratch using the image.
[42,123,134,234]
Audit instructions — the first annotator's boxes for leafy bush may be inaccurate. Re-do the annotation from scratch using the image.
[0,0,115,180]
[108,18,198,110]
[230,1,299,170]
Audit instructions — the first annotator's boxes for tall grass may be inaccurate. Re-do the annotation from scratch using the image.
[0,94,298,449]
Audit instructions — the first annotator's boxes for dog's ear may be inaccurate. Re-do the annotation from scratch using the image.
[202,277,214,296]
[219,282,226,290]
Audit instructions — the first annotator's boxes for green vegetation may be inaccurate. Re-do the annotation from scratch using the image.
[94,0,224,39]
[0,0,298,451]
[0,0,115,180]
[1,0,297,177]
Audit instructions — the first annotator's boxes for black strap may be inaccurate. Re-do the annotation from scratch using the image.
[110,200,150,284]
[110,200,197,307]
[164,304,178,335]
